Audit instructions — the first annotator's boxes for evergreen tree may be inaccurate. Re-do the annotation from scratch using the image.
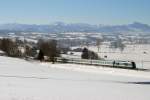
[81,48,89,59]
[37,49,44,61]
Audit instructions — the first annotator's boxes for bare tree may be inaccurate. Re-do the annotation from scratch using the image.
[96,39,102,52]
[109,39,125,53]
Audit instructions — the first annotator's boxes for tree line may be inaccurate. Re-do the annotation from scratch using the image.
[0,38,60,62]
[0,38,101,63]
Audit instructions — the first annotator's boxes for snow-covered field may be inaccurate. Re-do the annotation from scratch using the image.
[0,56,150,100]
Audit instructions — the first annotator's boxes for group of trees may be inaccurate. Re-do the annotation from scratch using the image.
[81,47,99,60]
[0,38,38,57]
[37,39,60,62]
[0,38,60,63]
[0,38,22,57]
[0,37,126,64]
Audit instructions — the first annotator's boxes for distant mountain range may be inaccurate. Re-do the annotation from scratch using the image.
[0,22,150,33]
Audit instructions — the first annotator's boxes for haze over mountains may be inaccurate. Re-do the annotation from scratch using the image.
[0,22,150,33]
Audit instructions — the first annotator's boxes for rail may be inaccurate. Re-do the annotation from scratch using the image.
[55,57,135,69]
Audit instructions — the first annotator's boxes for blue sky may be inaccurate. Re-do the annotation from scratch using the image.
[0,0,149,25]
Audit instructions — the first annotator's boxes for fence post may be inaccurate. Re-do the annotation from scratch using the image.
[141,60,143,69]
[72,58,73,64]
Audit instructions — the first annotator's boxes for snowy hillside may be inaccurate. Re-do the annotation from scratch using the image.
[0,56,150,100]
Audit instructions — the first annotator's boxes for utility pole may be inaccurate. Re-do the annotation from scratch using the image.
[23,33,26,58]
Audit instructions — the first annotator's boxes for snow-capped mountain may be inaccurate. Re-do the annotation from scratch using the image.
[0,22,150,33]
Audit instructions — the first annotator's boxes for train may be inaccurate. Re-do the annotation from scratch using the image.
[56,57,136,69]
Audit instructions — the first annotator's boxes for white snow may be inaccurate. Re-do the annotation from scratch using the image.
[0,56,150,100]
